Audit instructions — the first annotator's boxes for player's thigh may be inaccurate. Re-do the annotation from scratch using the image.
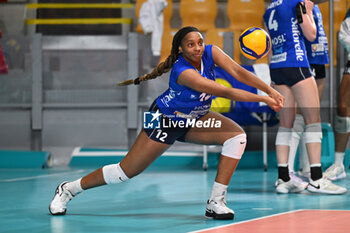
[274,84,296,128]
[292,77,320,124]
[338,74,350,115]
[315,78,325,100]
[120,130,170,177]
[182,111,245,145]
[312,64,326,98]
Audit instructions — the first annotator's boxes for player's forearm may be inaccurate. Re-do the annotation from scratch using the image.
[223,87,266,103]
[235,68,271,95]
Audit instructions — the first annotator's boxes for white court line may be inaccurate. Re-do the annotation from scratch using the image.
[71,147,203,157]
[252,208,273,210]
[73,151,203,156]
[0,169,86,182]
[188,209,304,233]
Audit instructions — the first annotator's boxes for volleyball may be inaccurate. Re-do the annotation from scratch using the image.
[239,27,271,60]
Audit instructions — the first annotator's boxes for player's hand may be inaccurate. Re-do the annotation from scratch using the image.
[264,96,283,112]
[267,88,284,110]
[305,0,314,15]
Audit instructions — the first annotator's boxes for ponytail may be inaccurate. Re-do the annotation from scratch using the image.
[118,54,178,86]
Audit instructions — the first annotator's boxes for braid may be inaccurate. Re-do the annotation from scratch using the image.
[118,54,178,86]
[138,53,178,82]
[118,26,200,86]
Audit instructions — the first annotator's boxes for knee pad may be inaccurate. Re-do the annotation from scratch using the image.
[304,123,323,143]
[292,114,305,139]
[275,127,292,146]
[221,133,247,159]
[102,163,129,184]
[334,114,350,133]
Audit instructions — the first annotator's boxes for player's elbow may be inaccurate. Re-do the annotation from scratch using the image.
[304,24,317,42]
[304,30,316,42]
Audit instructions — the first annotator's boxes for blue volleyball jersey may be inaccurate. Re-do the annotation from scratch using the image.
[156,44,215,120]
[263,0,310,68]
[305,5,329,65]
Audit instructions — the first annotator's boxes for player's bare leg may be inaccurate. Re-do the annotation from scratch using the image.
[291,78,346,194]
[183,111,246,219]
[325,74,350,181]
[49,130,170,215]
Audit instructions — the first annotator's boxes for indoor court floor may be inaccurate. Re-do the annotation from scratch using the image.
[1,167,350,233]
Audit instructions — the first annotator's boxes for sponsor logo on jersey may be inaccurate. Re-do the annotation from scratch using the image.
[291,18,305,61]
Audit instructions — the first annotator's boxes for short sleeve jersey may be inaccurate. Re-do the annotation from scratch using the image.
[156,44,215,120]
[304,4,329,65]
[263,0,310,68]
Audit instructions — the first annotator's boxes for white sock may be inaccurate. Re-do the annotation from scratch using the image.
[288,134,299,173]
[298,135,310,172]
[334,152,345,166]
[210,182,228,200]
[288,114,305,173]
[65,178,83,196]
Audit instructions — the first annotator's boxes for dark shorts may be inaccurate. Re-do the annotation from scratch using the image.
[143,101,192,145]
[310,64,326,80]
[270,67,313,87]
[344,60,350,75]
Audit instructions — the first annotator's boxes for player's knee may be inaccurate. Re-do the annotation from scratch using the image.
[304,123,322,143]
[102,163,130,184]
[275,127,292,146]
[221,133,247,160]
[334,115,350,134]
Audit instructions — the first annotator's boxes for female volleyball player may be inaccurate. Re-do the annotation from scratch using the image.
[323,7,350,180]
[288,2,329,183]
[49,26,283,220]
[264,0,346,194]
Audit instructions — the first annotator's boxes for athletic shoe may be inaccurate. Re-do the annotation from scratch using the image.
[274,172,308,188]
[289,171,308,189]
[323,164,346,181]
[275,178,306,194]
[49,182,74,215]
[297,170,311,182]
[205,195,234,220]
[307,177,347,194]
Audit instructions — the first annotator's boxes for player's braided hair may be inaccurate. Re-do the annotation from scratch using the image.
[118,26,200,86]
